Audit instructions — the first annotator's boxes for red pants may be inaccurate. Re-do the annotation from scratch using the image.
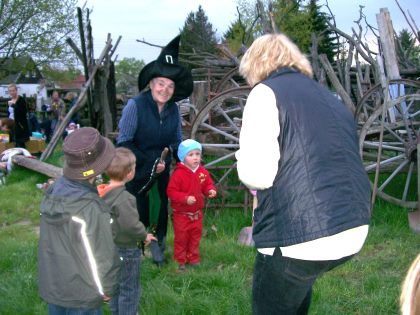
[172,210,203,265]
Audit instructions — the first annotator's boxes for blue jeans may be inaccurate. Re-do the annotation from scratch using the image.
[48,304,102,315]
[252,247,353,315]
[109,247,141,315]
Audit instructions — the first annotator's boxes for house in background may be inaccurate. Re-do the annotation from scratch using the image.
[0,56,47,111]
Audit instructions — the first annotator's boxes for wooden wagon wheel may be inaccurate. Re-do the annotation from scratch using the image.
[190,86,251,207]
[355,79,420,125]
[213,67,242,93]
[359,93,420,208]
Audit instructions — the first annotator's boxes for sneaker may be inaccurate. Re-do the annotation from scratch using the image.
[176,264,186,273]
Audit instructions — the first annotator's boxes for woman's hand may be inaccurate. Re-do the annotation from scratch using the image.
[156,162,166,173]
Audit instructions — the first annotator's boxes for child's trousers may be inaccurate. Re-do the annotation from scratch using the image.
[172,210,203,265]
[109,247,141,315]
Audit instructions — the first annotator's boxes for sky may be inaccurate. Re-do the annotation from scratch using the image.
[77,0,420,64]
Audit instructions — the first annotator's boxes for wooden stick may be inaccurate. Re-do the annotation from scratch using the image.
[318,54,355,114]
[12,155,62,179]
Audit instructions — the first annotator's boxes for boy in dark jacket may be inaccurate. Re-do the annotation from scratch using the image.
[38,127,120,314]
[97,147,155,315]
[167,139,217,272]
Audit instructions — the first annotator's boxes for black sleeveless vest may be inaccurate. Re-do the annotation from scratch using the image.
[253,68,371,248]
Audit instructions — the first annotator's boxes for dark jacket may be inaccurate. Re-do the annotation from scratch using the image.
[253,68,371,248]
[97,184,147,248]
[13,96,30,144]
[38,176,120,309]
[119,90,181,180]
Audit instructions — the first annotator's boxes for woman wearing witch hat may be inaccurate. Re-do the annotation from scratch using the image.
[117,35,193,266]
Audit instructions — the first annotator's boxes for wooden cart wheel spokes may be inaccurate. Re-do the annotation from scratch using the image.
[190,86,251,207]
[213,67,242,93]
[359,93,420,208]
[355,79,420,126]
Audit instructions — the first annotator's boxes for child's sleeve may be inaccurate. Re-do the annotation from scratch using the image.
[167,171,189,204]
[202,168,216,195]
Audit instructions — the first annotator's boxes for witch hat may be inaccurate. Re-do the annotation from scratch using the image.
[138,35,193,101]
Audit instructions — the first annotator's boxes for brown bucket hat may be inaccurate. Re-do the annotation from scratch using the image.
[62,127,115,180]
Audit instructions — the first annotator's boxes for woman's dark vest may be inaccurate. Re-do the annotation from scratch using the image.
[132,91,180,179]
[253,68,371,248]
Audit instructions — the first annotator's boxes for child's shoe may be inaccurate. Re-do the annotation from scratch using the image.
[176,264,186,273]
[188,262,201,268]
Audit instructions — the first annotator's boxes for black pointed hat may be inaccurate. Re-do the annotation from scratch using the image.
[138,35,193,101]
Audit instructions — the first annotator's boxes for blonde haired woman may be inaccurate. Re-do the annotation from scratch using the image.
[236,33,371,314]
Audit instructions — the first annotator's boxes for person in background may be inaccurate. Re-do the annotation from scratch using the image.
[50,90,66,136]
[38,127,120,314]
[27,98,40,133]
[117,35,193,266]
[64,91,80,124]
[236,33,371,315]
[167,139,216,272]
[97,147,156,315]
[8,84,30,147]
[0,118,15,143]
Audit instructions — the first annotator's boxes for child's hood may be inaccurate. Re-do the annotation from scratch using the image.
[40,176,106,217]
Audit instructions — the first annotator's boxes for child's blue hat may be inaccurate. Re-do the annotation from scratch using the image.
[178,139,202,162]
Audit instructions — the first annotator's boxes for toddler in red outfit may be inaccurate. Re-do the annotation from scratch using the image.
[167,139,216,272]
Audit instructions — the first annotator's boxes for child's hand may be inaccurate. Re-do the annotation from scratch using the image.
[144,233,157,246]
[102,294,111,303]
[208,190,217,198]
[187,196,196,205]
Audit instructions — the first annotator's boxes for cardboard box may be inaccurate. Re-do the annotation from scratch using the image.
[25,139,46,154]
[0,142,15,154]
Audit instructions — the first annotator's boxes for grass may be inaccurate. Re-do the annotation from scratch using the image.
[0,150,419,314]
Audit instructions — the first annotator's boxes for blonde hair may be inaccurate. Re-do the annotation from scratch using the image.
[239,33,313,87]
[106,147,136,181]
[8,83,17,91]
[401,254,420,315]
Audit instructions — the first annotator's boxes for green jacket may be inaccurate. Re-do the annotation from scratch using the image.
[38,176,120,309]
[97,184,147,248]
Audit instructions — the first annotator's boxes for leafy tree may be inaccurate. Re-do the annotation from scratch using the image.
[223,19,254,55]
[398,28,420,67]
[179,5,218,55]
[304,0,338,61]
[114,57,145,95]
[0,0,78,66]
[42,65,82,84]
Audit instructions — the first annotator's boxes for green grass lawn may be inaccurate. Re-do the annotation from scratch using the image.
[0,158,419,314]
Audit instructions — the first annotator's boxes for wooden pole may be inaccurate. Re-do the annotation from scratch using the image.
[318,54,355,114]
[376,8,401,80]
[40,41,113,162]
[12,155,62,179]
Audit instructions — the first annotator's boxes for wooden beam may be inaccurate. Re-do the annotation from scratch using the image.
[319,54,355,114]
[12,155,62,179]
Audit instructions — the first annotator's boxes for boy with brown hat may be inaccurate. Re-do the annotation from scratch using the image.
[38,127,120,314]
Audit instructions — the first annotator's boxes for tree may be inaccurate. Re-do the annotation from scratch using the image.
[114,57,145,95]
[0,0,78,66]
[42,65,82,84]
[179,5,218,55]
[304,0,338,61]
[223,19,254,55]
[398,28,420,67]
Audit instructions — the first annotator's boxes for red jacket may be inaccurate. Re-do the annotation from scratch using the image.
[167,163,216,213]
